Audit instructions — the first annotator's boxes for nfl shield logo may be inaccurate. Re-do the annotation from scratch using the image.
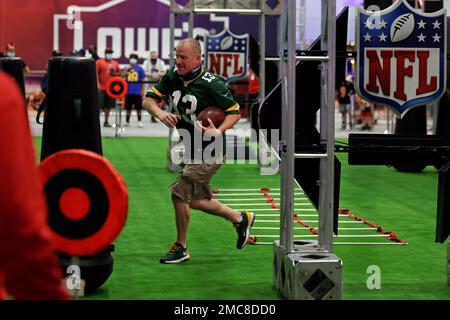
[205,29,249,82]
[356,0,447,117]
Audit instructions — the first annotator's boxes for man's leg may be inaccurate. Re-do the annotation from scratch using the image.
[137,109,142,122]
[125,109,131,124]
[99,91,108,127]
[171,193,190,248]
[136,96,143,127]
[190,198,241,223]
[348,104,353,129]
[341,110,347,129]
[104,108,110,124]
[190,198,254,249]
[104,94,116,126]
[159,193,191,264]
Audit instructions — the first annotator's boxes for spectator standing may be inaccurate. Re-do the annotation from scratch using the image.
[123,53,146,127]
[96,48,120,127]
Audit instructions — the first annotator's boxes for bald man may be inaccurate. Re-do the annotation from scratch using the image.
[143,38,255,264]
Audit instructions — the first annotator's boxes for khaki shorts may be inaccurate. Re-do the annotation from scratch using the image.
[98,90,116,109]
[171,162,223,203]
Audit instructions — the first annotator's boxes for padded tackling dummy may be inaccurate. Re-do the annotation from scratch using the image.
[40,57,102,161]
[39,57,117,295]
[39,149,128,294]
[0,57,25,96]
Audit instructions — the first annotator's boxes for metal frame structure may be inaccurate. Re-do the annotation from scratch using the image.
[279,0,336,254]
[167,0,343,299]
[167,0,280,172]
[273,0,342,300]
[297,0,306,50]
[169,0,281,101]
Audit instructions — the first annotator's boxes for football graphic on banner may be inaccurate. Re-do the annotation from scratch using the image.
[390,13,415,42]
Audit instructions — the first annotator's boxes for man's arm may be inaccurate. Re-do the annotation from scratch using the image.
[218,113,240,133]
[95,61,102,91]
[109,61,122,76]
[198,113,241,137]
[120,65,133,78]
[142,96,179,128]
[23,65,30,77]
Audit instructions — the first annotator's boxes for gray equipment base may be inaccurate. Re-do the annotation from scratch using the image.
[273,240,343,300]
[291,240,328,252]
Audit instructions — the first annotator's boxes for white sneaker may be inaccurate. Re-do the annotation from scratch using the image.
[138,121,143,128]
[124,122,130,127]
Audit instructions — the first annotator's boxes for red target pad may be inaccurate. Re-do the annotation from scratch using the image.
[39,149,128,256]
[105,77,128,99]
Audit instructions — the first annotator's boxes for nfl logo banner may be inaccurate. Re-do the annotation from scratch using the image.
[356,0,447,117]
[205,29,249,82]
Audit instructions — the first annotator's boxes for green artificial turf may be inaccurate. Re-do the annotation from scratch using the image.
[33,137,450,300]
[335,151,449,300]
[97,137,280,300]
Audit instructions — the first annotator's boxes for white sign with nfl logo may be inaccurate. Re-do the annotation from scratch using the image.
[356,0,447,117]
[205,29,249,82]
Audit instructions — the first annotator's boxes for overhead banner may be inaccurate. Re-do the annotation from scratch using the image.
[0,0,274,70]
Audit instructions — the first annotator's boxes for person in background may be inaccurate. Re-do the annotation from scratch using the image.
[88,44,100,61]
[68,49,79,57]
[77,48,87,57]
[143,51,168,123]
[96,48,120,127]
[359,99,376,130]
[336,79,355,130]
[40,50,63,96]
[27,50,62,111]
[123,53,146,128]
[143,51,167,82]
[1,43,30,76]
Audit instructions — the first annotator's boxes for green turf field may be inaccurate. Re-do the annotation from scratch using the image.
[34,137,450,300]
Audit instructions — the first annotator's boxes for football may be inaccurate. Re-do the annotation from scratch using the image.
[390,13,415,43]
[197,106,226,128]
[220,36,234,51]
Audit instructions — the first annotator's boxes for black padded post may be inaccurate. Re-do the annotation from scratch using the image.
[39,57,113,294]
[0,57,25,96]
[40,57,102,160]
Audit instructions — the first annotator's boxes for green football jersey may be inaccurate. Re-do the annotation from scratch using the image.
[146,65,240,123]
[145,65,240,161]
